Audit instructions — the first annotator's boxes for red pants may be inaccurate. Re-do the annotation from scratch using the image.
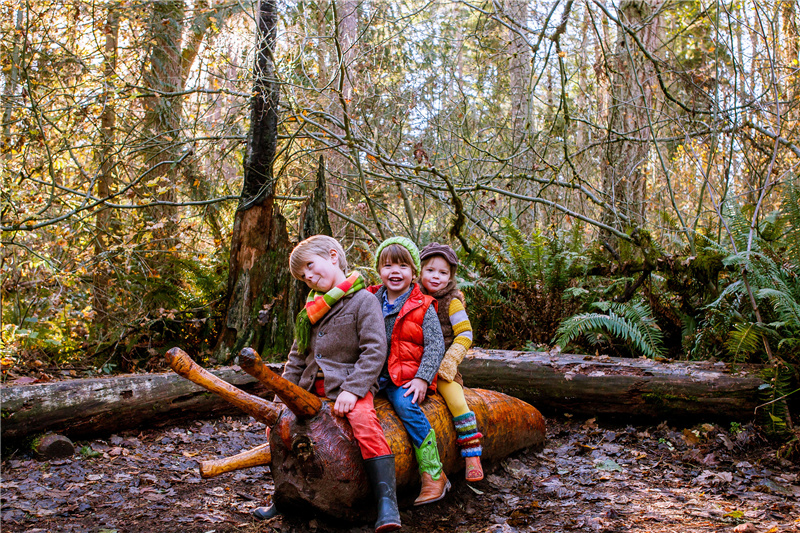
[314,380,391,459]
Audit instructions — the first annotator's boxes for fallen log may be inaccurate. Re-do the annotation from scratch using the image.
[0,349,766,444]
[0,366,274,444]
[460,348,765,422]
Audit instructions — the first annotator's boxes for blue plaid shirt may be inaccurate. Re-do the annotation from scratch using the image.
[380,286,412,318]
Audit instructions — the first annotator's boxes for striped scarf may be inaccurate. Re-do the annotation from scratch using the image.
[294,272,365,352]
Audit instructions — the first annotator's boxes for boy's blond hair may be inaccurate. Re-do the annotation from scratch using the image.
[289,235,348,280]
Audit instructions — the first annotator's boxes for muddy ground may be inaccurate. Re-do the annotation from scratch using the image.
[2,414,799,533]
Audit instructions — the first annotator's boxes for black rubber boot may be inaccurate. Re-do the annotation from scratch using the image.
[252,503,279,521]
[364,455,402,532]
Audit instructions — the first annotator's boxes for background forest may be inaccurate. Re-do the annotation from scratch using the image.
[2,0,800,440]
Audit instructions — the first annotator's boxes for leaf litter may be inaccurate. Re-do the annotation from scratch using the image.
[1,416,798,533]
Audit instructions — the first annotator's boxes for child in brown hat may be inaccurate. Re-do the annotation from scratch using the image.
[419,242,484,482]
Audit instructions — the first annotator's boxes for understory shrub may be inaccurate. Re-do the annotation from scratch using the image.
[460,219,587,350]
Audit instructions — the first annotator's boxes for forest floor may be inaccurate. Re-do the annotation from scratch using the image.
[1,414,799,533]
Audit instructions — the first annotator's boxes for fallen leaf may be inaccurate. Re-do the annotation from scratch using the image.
[595,459,623,472]
[682,429,701,446]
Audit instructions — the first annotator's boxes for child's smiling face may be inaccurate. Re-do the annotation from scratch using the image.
[421,256,452,293]
[379,260,414,301]
[301,250,346,292]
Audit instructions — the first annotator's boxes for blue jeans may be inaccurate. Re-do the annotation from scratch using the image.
[379,375,432,448]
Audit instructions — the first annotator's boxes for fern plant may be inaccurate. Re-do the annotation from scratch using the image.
[554,301,666,359]
[460,218,588,349]
[695,180,800,435]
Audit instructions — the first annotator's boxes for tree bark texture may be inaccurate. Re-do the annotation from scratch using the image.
[460,348,764,422]
[505,0,530,146]
[782,0,799,112]
[165,347,544,520]
[214,0,295,363]
[602,0,663,231]
[299,156,333,242]
[0,366,278,445]
[1,350,765,445]
[2,8,23,144]
[337,0,358,102]
[142,0,184,242]
[178,1,227,245]
[92,3,120,327]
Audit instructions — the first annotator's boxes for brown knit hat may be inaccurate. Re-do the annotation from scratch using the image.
[420,242,459,273]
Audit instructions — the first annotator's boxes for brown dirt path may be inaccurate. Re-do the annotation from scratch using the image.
[2,416,798,533]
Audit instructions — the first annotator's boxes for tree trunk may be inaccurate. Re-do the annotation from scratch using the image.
[213,0,295,363]
[505,0,531,147]
[1,7,23,144]
[299,156,334,241]
[178,0,232,247]
[337,0,358,103]
[1,7,24,339]
[601,0,663,234]
[92,3,120,328]
[783,0,799,119]
[141,0,184,246]
[1,349,766,445]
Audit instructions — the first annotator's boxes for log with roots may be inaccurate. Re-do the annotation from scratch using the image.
[165,347,546,522]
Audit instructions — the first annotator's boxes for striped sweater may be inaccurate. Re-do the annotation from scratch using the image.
[447,297,473,351]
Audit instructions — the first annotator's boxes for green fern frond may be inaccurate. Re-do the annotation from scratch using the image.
[594,301,665,353]
[758,364,795,435]
[707,280,745,309]
[555,301,666,359]
[782,179,800,269]
[749,252,786,290]
[721,200,757,253]
[482,246,512,280]
[725,323,763,363]
[723,251,782,293]
[499,218,540,283]
[757,288,800,330]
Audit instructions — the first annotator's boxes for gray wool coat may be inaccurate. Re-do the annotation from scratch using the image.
[283,289,387,400]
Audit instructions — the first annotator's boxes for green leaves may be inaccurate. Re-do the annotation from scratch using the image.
[554,301,666,359]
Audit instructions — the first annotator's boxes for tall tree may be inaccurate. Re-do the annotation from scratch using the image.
[602,0,664,236]
[141,0,184,246]
[214,0,294,363]
[782,0,799,120]
[92,3,121,328]
[505,0,531,147]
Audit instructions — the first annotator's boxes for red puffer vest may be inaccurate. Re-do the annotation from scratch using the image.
[369,283,439,394]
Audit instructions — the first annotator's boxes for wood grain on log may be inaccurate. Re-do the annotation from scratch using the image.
[167,348,545,520]
[0,366,271,443]
[166,348,281,424]
[460,348,765,421]
[267,388,545,519]
[32,433,75,460]
[200,441,271,478]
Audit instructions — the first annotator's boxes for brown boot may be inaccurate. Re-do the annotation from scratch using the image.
[413,471,451,505]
